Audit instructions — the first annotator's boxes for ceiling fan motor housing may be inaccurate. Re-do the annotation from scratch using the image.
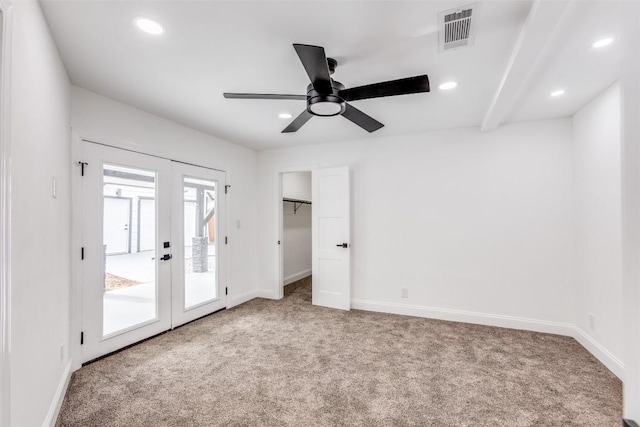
[223,46,428,133]
[306,80,346,117]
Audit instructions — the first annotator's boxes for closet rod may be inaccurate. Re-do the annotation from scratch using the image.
[283,198,311,214]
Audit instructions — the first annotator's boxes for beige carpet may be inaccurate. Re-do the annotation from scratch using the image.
[56,282,622,426]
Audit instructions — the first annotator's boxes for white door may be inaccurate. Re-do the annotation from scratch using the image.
[103,197,131,254]
[171,162,227,327]
[81,141,172,362]
[80,142,228,362]
[312,167,351,310]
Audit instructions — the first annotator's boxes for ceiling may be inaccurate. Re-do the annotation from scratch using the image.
[40,1,621,151]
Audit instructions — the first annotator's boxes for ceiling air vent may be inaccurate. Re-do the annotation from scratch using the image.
[438,3,479,51]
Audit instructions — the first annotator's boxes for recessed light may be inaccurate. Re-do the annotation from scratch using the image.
[135,17,165,35]
[438,81,458,91]
[279,113,293,119]
[592,37,614,48]
[550,89,566,97]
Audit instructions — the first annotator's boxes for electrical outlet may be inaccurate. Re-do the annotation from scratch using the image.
[401,288,408,298]
[589,313,595,330]
[60,344,65,362]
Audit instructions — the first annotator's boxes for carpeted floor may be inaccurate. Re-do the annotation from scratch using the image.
[283,275,312,297]
[56,281,622,426]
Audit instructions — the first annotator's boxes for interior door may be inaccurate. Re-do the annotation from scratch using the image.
[171,162,227,327]
[312,167,351,310]
[80,141,172,362]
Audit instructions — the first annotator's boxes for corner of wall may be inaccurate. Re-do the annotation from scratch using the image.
[571,326,625,380]
[42,359,72,427]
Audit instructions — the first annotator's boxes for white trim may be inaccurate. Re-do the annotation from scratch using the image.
[352,298,626,380]
[228,289,275,308]
[69,131,83,371]
[571,327,625,380]
[177,284,628,382]
[255,289,275,300]
[351,298,575,336]
[0,2,12,426]
[283,269,312,286]
[72,129,228,174]
[228,290,260,308]
[42,360,71,427]
[274,166,317,300]
[621,2,640,420]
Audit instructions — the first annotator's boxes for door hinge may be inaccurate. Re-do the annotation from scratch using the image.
[225,185,231,194]
[80,331,84,345]
[225,287,228,296]
[81,247,85,260]
[225,236,228,245]
[78,161,88,176]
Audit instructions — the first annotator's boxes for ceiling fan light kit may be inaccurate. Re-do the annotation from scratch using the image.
[306,81,346,117]
[223,43,430,134]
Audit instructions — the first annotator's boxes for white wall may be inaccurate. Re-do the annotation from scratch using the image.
[283,171,311,201]
[71,87,259,306]
[572,82,624,375]
[9,1,72,426]
[283,172,312,282]
[620,4,640,418]
[258,119,574,330]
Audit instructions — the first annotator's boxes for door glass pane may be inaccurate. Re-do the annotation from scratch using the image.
[103,164,157,336]
[183,176,217,309]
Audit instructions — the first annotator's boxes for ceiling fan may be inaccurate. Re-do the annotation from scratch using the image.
[223,44,430,133]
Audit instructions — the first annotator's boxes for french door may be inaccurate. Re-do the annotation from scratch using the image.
[170,162,226,326]
[80,141,226,362]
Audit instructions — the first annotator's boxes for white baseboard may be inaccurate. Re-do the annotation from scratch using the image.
[351,299,575,337]
[228,289,276,308]
[256,289,275,299]
[43,359,71,427]
[229,290,259,308]
[351,298,625,380]
[571,326,625,380]
[283,269,312,286]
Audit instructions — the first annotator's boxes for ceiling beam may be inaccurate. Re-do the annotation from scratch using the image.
[481,0,571,132]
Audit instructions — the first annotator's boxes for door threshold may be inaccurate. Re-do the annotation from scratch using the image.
[82,307,226,367]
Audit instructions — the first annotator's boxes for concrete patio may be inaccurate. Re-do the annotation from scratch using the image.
[103,244,217,336]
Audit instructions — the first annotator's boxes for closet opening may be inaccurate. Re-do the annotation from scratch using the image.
[280,171,312,300]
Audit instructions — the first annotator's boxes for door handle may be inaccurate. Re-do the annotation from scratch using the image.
[336,243,349,248]
[160,254,172,261]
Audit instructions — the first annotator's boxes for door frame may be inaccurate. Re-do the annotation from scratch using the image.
[71,131,230,370]
[0,2,12,425]
[274,166,316,300]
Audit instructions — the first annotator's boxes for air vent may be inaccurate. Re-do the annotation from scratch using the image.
[438,3,479,51]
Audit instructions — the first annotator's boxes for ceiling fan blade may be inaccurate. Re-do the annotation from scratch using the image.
[339,75,430,102]
[341,103,384,133]
[282,109,314,133]
[223,93,307,100]
[293,44,333,95]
